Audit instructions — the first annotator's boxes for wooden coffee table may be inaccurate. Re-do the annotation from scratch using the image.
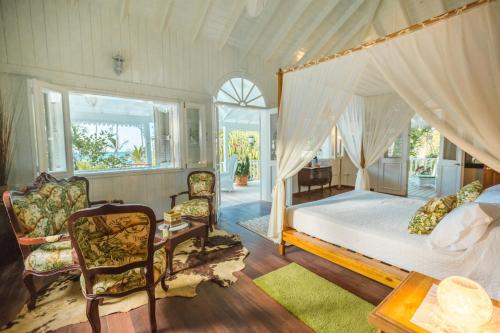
[157,220,208,274]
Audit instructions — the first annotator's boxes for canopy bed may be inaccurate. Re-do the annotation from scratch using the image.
[269,0,500,296]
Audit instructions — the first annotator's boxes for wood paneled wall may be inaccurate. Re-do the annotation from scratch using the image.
[0,0,278,216]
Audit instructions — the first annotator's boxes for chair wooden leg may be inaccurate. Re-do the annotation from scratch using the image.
[86,299,101,333]
[161,275,169,292]
[208,215,213,232]
[147,286,157,333]
[23,274,37,310]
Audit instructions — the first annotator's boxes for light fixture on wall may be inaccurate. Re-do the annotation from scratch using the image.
[246,0,267,18]
[112,54,125,75]
[248,135,256,146]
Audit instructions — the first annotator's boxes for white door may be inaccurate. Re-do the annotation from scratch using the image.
[436,137,463,196]
[212,104,222,217]
[260,108,278,201]
[376,126,409,196]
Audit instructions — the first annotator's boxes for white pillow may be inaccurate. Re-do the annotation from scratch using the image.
[475,184,500,204]
[428,202,500,251]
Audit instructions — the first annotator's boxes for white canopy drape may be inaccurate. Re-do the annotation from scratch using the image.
[267,53,367,240]
[269,1,500,242]
[368,1,500,172]
[338,94,414,190]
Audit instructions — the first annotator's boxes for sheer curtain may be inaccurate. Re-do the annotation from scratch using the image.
[268,52,368,242]
[338,93,414,190]
[369,1,500,171]
[337,96,364,188]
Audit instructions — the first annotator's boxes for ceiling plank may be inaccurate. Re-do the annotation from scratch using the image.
[327,0,381,55]
[261,0,312,62]
[192,0,214,42]
[281,0,341,65]
[240,0,281,59]
[160,0,174,32]
[298,0,365,65]
[218,0,246,50]
[120,0,130,22]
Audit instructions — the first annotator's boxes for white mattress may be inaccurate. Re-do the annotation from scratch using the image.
[286,190,500,299]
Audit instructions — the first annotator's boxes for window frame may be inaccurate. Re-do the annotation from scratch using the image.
[30,79,188,177]
[184,102,207,168]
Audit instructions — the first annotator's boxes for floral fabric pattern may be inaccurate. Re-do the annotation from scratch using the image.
[25,240,74,272]
[80,248,167,295]
[188,173,215,197]
[73,213,151,269]
[12,180,88,238]
[456,180,483,206]
[408,195,457,234]
[172,199,209,217]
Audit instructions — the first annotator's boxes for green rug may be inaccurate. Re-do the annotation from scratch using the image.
[254,263,375,333]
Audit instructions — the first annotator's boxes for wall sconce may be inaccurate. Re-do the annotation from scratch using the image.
[112,54,125,75]
[437,276,493,330]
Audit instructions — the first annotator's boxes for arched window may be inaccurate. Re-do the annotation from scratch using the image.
[216,77,266,107]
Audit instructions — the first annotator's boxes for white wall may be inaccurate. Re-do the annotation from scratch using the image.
[0,0,279,217]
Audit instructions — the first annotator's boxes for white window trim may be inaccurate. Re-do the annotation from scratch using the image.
[184,102,207,168]
[30,79,202,177]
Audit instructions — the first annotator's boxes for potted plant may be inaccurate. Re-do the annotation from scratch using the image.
[235,156,250,186]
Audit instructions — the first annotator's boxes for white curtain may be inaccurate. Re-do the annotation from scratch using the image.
[338,93,414,190]
[337,95,364,188]
[268,52,368,241]
[369,1,500,172]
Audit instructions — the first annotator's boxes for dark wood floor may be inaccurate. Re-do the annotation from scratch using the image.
[0,188,392,332]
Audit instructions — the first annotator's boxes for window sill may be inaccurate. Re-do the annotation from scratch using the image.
[75,167,186,179]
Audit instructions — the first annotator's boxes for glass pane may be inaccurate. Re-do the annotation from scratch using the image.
[248,96,265,107]
[43,91,67,172]
[442,137,457,160]
[242,79,254,100]
[385,137,402,158]
[229,78,243,100]
[69,93,179,172]
[186,107,201,165]
[270,113,277,160]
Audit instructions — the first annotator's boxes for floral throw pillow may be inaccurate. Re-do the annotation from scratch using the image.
[456,180,483,206]
[408,195,457,235]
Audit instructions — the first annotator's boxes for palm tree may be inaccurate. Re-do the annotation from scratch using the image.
[131,145,145,163]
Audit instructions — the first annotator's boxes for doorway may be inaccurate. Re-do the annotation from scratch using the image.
[407,115,463,199]
[213,77,275,208]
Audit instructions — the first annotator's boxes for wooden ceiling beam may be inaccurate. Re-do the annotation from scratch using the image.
[218,0,246,50]
[281,0,341,65]
[240,0,281,59]
[261,0,312,62]
[160,0,174,32]
[192,0,214,42]
[298,0,365,65]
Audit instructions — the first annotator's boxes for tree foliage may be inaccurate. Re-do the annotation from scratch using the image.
[72,125,129,170]
[409,127,439,158]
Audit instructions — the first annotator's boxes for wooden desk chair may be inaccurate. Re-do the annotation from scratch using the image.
[68,204,168,333]
[170,171,216,231]
[1,173,115,310]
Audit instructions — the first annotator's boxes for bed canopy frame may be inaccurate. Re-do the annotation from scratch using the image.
[275,0,495,288]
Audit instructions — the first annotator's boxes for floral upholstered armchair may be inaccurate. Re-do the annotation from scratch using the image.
[170,171,216,231]
[2,173,121,310]
[68,204,168,333]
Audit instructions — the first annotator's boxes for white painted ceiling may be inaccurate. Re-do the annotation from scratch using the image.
[111,0,475,68]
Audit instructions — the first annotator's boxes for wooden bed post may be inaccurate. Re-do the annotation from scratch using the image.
[276,68,286,256]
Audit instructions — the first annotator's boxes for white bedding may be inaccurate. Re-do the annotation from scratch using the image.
[286,190,500,299]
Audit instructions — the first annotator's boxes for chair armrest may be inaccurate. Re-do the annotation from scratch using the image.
[90,199,124,206]
[17,234,70,246]
[153,236,167,251]
[170,191,189,208]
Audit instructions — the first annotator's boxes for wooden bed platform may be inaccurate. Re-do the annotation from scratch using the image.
[280,228,409,288]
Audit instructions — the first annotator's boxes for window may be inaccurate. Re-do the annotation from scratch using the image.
[385,136,403,158]
[32,81,182,174]
[185,103,207,167]
[216,77,265,107]
[317,126,344,159]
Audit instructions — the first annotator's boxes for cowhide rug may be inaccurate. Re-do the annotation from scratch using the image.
[1,229,248,333]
